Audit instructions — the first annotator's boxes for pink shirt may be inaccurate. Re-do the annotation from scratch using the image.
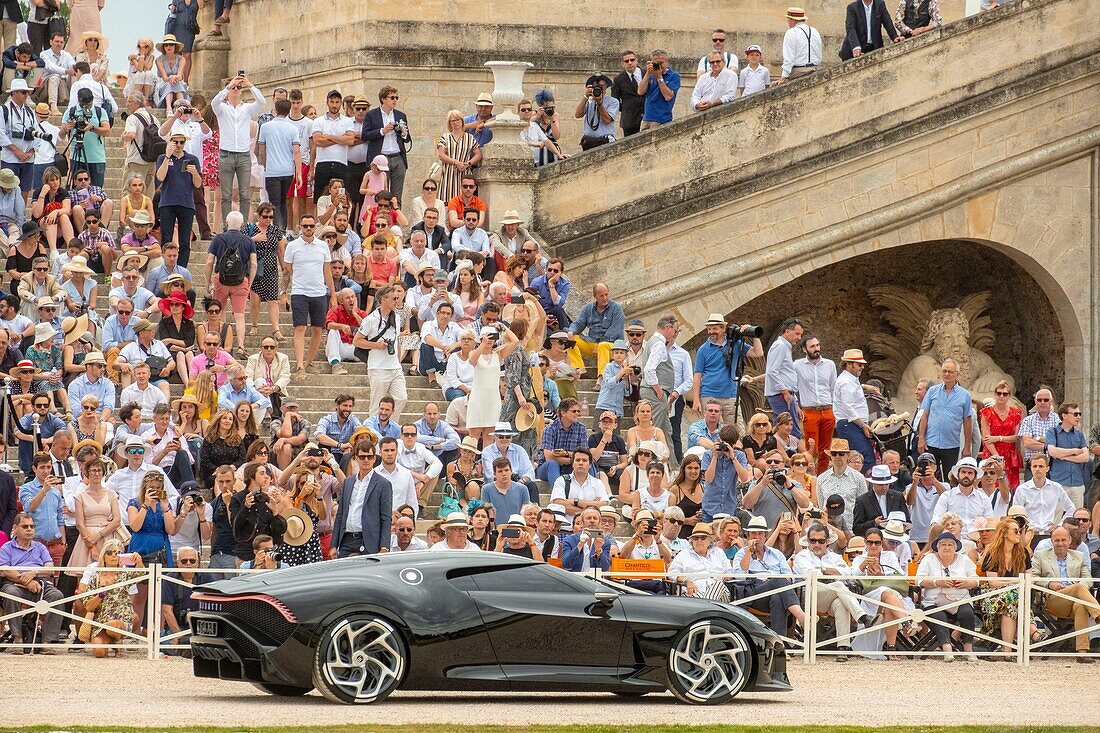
[189,350,235,387]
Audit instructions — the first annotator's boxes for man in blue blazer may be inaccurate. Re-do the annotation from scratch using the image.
[560,506,613,572]
[329,443,393,557]
[362,85,412,205]
[839,0,901,61]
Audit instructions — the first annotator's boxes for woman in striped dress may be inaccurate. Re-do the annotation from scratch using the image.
[436,111,483,203]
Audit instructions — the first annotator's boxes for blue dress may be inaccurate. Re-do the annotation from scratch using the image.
[127,499,175,567]
[154,55,190,107]
[166,0,201,52]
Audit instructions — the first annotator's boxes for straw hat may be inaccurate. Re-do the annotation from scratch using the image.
[840,348,867,364]
[867,464,894,484]
[458,436,482,455]
[441,511,470,529]
[828,438,850,454]
[128,210,153,227]
[160,273,188,293]
[62,255,96,277]
[9,359,42,378]
[475,92,494,105]
[349,426,380,447]
[172,393,201,412]
[156,34,182,53]
[36,295,60,310]
[82,351,106,366]
[0,169,19,189]
[786,7,807,21]
[967,515,997,541]
[845,536,866,555]
[5,78,31,94]
[60,314,90,346]
[81,30,109,52]
[689,522,714,538]
[280,507,315,547]
[499,210,524,225]
[881,520,910,543]
[515,402,539,432]
[744,515,770,533]
[73,438,104,456]
[501,513,530,532]
[115,251,149,271]
[491,421,518,437]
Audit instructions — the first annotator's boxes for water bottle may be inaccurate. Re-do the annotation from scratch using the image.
[580,396,590,418]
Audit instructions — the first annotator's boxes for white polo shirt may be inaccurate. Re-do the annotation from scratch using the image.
[312,113,356,165]
[738,65,771,97]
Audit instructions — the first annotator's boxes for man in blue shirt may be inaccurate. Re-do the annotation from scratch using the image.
[574,74,619,150]
[256,98,302,231]
[638,49,681,129]
[1044,402,1090,508]
[0,512,65,650]
[480,458,531,520]
[313,393,361,462]
[60,87,110,187]
[566,281,624,377]
[102,299,136,353]
[416,402,461,468]
[529,257,571,330]
[691,314,764,428]
[464,93,495,147]
[916,358,973,479]
[700,427,752,520]
[18,454,65,564]
[481,422,538,501]
[688,400,724,450]
[217,364,272,420]
[363,395,402,440]
[66,351,115,422]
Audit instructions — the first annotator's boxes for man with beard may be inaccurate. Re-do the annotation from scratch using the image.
[314,394,361,463]
[930,457,992,537]
[832,349,875,472]
[690,314,763,429]
[917,358,973,479]
[794,335,836,473]
[332,210,362,259]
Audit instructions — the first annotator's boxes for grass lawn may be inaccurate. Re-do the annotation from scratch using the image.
[9,726,1097,733]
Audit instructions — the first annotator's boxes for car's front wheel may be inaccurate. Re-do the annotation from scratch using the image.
[313,614,407,704]
[251,682,313,697]
[666,619,752,705]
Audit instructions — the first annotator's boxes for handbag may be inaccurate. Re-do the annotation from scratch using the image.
[438,483,461,519]
[46,13,66,40]
[427,161,442,182]
[859,575,910,596]
[111,523,132,545]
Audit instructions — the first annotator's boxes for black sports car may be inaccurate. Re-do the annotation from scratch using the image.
[189,552,791,705]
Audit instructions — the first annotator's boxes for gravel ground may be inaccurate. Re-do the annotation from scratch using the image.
[2,655,1096,728]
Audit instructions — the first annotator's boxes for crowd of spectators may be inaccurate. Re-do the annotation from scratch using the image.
[0,0,1095,664]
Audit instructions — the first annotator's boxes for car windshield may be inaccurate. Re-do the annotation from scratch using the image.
[543,564,648,595]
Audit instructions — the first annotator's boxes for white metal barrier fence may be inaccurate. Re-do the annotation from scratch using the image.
[3,565,1097,664]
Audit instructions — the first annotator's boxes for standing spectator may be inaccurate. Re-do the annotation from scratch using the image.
[256,99,301,232]
[895,0,942,37]
[817,439,867,529]
[777,7,824,84]
[639,315,679,446]
[738,45,771,99]
[205,210,256,360]
[574,74,619,151]
[244,202,286,338]
[0,0,21,52]
[1015,454,1074,541]
[1,78,38,203]
[60,87,110,188]
[154,126,201,266]
[310,89,356,205]
[832,348,874,470]
[464,93,495,148]
[283,214,336,375]
[517,100,565,165]
[211,73,265,225]
[979,380,1022,489]
[435,111,482,204]
[330,442,391,557]
[363,85,412,205]
[1020,387,1059,470]
[916,358,973,477]
[764,317,804,438]
[121,94,160,195]
[66,1,104,56]
[610,50,645,137]
[159,99,212,239]
[1045,402,1090,508]
[353,284,407,417]
[691,315,763,430]
[701,429,754,521]
[795,335,836,473]
[637,49,680,130]
[696,29,738,77]
[839,0,902,61]
[690,52,738,112]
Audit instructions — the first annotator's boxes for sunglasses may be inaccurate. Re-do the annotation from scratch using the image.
[461,184,476,189]
[125,447,146,455]
[401,432,417,437]
[712,37,726,42]
[995,391,1010,396]
[808,538,828,545]
[204,341,219,346]
[104,550,119,556]
[259,213,273,219]
[33,267,48,272]
[261,344,276,350]
[323,234,338,239]
[865,539,883,546]
[356,454,374,460]
[666,518,684,525]
[423,185,436,191]
[117,310,132,315]
[178,558,199,565]
[518,107,532,112]
[520,248,536,253]
[792,461,808,467]
[1035,397,1051,402]
[387,95,399,100]
[206,309,221,315]
[301,224,316,229]
[255,449,269,455]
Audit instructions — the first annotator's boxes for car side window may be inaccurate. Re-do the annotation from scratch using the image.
[467,564,576,593]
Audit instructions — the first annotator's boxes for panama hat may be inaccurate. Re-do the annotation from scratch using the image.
[515,402,539,432]
[160,273,188,293]
[172,393,201,412]
[845,536,866,555]
[81,30,108,52]
[128,210,154,227]
[5,78,32,94]
[704,313,727,327]
[349,426,380,447]
[73,437,104,456]
[441,511,470,529]
[840,348,867,364]
[131,317,157,334]
[632,509,656,525]
[881,520,910,543]
[885,510,911,529]
[785,7,807,21]
[459,436,482,455]
[744,515,770,533]
[689,522,714,538]
[415,261,437,276]
[35,295,60,310]
[492,421,518,437]
[60,314,90,345]
[156,34,182,53]
[475,92,494,105]
[542,330,575,350]
[62,255,96,277]
[967,516,997,541]
[868,464,894,484]
[624,319,646,334]
[34,102,51,117]
[950,456,984,480]
[499,210,524,225]
[828,438,850,454]
[0,168,19,189]
[32,322,56,345]
[115,251,149,271]
[280,507,315,547]
[82,351,106,366]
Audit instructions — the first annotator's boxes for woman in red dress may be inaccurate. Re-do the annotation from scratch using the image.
[979,380,1023,489]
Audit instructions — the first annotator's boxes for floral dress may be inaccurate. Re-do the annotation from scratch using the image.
[202,128,220,188]
[280,502,323,567]
[978,555,1030,637]
[500,348,537,456]
[26,343,63,394]
[88,568,137,631]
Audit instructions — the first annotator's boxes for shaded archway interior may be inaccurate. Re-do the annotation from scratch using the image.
[696,240,1065,405]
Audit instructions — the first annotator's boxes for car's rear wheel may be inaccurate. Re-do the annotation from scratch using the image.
[313,614,407,704]
[251,682,313,696]
[666,619,752,705]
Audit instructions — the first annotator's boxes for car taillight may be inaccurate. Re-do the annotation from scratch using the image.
[192,593,298,624]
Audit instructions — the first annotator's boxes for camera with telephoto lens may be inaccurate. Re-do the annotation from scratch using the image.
[727,324,764,341]
[267,550,282,563]
[22,128,52,143]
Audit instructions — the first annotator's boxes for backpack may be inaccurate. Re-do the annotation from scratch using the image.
[133,109,166,163]
[217,238,245,286]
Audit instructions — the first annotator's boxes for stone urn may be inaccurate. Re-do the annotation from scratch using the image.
[484,61,534,122]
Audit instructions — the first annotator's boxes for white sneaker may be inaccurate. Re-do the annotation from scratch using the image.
[943,651,954,662]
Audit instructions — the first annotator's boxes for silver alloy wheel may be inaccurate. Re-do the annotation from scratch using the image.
[320,616,405,703]
[668,620,750,704]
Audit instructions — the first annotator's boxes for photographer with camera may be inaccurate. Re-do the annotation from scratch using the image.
[742,449,811,538]
[691,314,764,430]
[573,73,619,151]
[240,534,287,571]
[637,49,680,131]
[701,425,755,521]
[60,86,110,188]
[0,78,39,203]
[353,283,407,418]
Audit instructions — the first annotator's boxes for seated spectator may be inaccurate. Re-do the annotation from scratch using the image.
[419,302,462,386]
[30,168,74,255]
[325,287,364,376]
[188,331,236,389]
[1033,526,1099,662]
[59,255,99,323]
[70,394,109,446]
[173,393,206,460]
[415,402,460,467]
[446,436,485,507]
[979,516,1035,657]
[626,399,670,459]
[160,545,212,649]
[560,505,612,572]
[195,300,235,366]
[7,222,49,293]
[270,398,310,469]
[199,410,248,487]
[314,394,362,464]
[156,290,196,383]
[118,178,155,240]
[715,516,745,559]
[853,464,910,537]
[538,397,590,484]
[25,321,67,409]
[618,509,673,591]
[529,257,571,331]
[18,256,66,319]
[731,515,807,636]
[0,168,25,248]
[240,533,289,571]
[119,333,173,406]
[390,514,429,552]
[549,448,609,526]
[440,329,477,400]
[480,457,531,521]
[217,364,271,422]
[396,423,443,512]
[0,512,66,652]
[245,336,290,414]
[429,511,480,552]
[79,539,145,658]
[493,513,544,560]
[109,265,156,319]
[364,395,402,440]
[142,402,196,488]
[917,531,979,662]
[70,171,114,234]
[668,522,731,598]
[846,527,911,656]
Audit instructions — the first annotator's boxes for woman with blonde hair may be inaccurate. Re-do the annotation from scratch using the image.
[436,110,483,202]
[183,368,218,420]
[979,516,1039,657]
[125,39,157,101]
[625,400,669,459]
[743,412,778,471]
[79,539,143,658]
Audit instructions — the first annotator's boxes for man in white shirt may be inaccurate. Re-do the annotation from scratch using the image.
[690,52,738,112]
[793,523,870,662]
[67,61,106,108]
[353,284,408,417]
[397,424,443,511]
[794,335,836,474]
[832,348,874,471]
[639,314,679,448]
[1015,454,1075,539]
[211,73,266,225]
[283,214,336,374]
[399,232,441,286]
[429,512,480,552]
[310,89,357,206]
[696,29,738,76]
[418,301,462,383]
[390,515,429,552]
[106,435,178,525]
[450,207,491,257]
[764,317,803,438]
[738,45,771,98]
[119,363,169,417]
[373,437,419,517]
[141,403,194,486]
[39,32,74,115]
[777,7,824,83]
[549,449,610,529]
[931,457,992,536]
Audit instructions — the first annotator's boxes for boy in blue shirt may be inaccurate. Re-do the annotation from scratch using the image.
[595,340,632,417]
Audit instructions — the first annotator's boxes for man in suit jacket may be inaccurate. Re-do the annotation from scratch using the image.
[1033,527,1099,659]
[610,51,645,137]
[839,0,901,61]
[245,337,292,414]
[560,506,612,572]
[362,85,412,205]
[852,465,910,536]
[411,208,451,271]
[330,443,393,558]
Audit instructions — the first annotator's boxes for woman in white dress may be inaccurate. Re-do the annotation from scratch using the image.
[463,324,521,446]
[847,527,912,658]
[668,523,731,599]
[628,461,671,520]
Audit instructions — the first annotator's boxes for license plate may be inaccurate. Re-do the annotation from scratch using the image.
[196,619,219,637]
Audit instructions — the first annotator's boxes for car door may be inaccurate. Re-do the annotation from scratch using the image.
[461,563,629,678]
